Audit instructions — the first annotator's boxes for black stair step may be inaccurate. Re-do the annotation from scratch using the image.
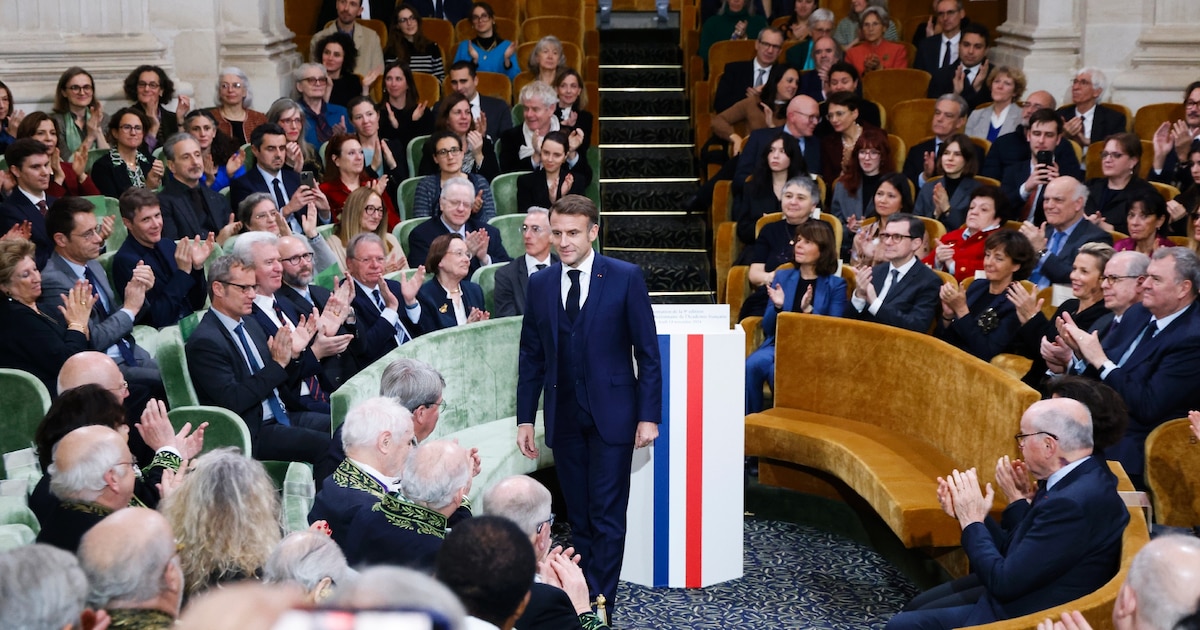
[601,181,698,211]
[599,42,681,65]
[604,250,711,294]
[600,91,688,117]
[601,147,693,178]
[599,67,684,89]
[599,119,692,144]
[651,293,717,304]
[603,215,706,249]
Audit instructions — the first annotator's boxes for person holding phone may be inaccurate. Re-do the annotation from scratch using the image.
[1000,108,1084,224]
[230,123,332,236]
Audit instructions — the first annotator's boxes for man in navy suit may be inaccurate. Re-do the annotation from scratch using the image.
[276,234,360,386]
[712,27,784,115]
[925,23,992,111]
[230,123,332,235]
[1019,177,1111,289]
[1058,68,1127,151]
[734,95,822,193]
[493,207,557,317]
[409,0,470,23]
[980,91,1076,181]
[912,0,966,73]
[797,36,839,103]
[902,94,983,189]
[1000,109,1086,225]
[408,176,509,274]
[1,138,58,268]
[344,233,431,368]
[516,194,662,614]
[849,213,942,332]
[887,397,1128,629]
[447,61,513,141]
[1059,246,1200,484]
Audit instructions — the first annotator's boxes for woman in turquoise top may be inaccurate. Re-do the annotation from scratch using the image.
[453,2,519,80]
[699,0,768,62]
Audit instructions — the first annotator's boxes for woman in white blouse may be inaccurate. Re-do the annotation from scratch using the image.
[965,66,1027,143]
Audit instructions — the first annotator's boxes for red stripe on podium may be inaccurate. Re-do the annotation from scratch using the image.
[685,334,704,587]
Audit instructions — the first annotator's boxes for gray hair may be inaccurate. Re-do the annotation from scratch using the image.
[162,132,199,161]
[784,176,821,203]
[1110,250,1150,277]
[0,544,89,630]
[238,192,277,220]
[860,5,890,27]
[217,67,254,108]
[48,431,128,502]
[1125,535,1200,630]
[936,93,971,119]
[1153,247,1200,296]
[380,357,445,412]
[1077,67,1108,100]
[346,232,384,261]
[1030,399,1093,452]
[1076,242,1114,273]
[1064,177,1090,204]
[78,508,178,609]
[341,396,414,451]
[809,8,835,27]
[264,531,353,592]
[331,566,466,629]
[525,206,550,218]
[231,230,279,267]
[207,254,242,299]
[440,176,476,204]
[482,476,553,536]
[518,80,558,110]
[526,36,566,75]
[401,439,470,510]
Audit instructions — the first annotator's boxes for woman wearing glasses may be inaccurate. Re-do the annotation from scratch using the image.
[388,3,445,80]
[418,92,499,181]
[413,131,497,221]
[294,63,355,148]
[327,187,408,274]
[1084,132,1157,235]
[453,2,519,80]
[819,91,877,186]
[936,229,1036,361]
[123,65,189,151]
[51,67,109,155]
[418,233,489,330]
[843,6,906,73]
[830,127,894,234]
[89,107,164,199]
[208,67,267,144]
[321,134,396,228]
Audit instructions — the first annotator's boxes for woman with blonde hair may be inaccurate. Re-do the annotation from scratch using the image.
[326,186,408,273]
[965,66,1027,142]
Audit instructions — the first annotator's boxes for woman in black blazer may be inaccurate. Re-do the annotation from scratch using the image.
[553,69,593,153]
[516,130,592,212]
[417,233,489,330]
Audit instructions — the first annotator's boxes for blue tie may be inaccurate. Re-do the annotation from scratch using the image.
[83,266,138,367]
[1030,232,1067,288]
[1117,319,1157,367]
[234,322,291,426]
[374,288,411,344]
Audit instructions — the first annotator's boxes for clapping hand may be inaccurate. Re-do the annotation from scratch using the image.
[945,468,993,529]
[994,455,1034,505]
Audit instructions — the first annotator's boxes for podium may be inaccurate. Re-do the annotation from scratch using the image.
[621,304,745,588]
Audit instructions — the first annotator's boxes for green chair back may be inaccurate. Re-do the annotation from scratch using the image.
[491,171,529,215]
[314,263,341,291]
[0,369,51,479]
[318,141,328,164]
[585,146,601,211]
[407,135,429,181]
[394,217,430,255]
[511,103,524,128]
[384,268,433,284]
[488,214,527,257]
[316,223,338,238]
[0,156,7,172]
[470,262,506,313]
[168,405,251,454]
[86,148,109,173]
[240,143,256,172]
[178,311,205,341]
[97,250,117,289]
[397,176,422,221]
[156,326,199,408]
[281,461,316,533]
[83,195,127,252]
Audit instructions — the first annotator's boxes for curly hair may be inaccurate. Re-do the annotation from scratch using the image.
[122,65,176,103]
[315,31,359,79]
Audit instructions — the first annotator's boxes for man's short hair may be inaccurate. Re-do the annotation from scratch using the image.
[0,544,89,630]
[78,508,178,609]
[231,230,278,267]
[449,60,478,77]
[4,137,50,170]
[341,396,414,451]
[440,176,475,203]
[1153,247,1200,297]
[757,26,784,43]
[346,232,384,262]
[162,132,199,161]
[1125,535,1200,630]
[45,196,97,241]
[119,187,160,221]
[250,122,287,149]
[889,213,926,240]
[518,80,557,109]
[435,516,537,627]
[828,61,860,84]
[379,357,445,412]
[263,531,353,593]
[961,21,990,47]
[1028,107,1065,134]
[482,476,553,536]
[401,440,470,511]
[937,93,970,119]
[207,254,246,299]
[1077,67,1108,99]
[1112,250,1151,278]
[549,194,599,227]
[48,428,129,502]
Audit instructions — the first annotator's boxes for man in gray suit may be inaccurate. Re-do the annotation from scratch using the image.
[493,207,556,317]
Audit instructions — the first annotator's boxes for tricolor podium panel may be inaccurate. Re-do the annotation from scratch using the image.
[622,305,745,588]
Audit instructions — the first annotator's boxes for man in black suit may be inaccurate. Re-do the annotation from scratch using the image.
[277,234,360,387]
[499,82,582,174]
[184,254,335,480]
[230,123,332,234]
[36,426,137,553]
[1000,108,1086,225]
[903,94,982,189]
[409,0,470,23]
[797,36,841,102]
[1020,176,1112,289]
[408,176,509,275]
[1,139,58,268]
[447,61,513,141]
[912,0,966,73]
[1043,251,1148,376]
[713,27,785,114]
[1058,68,1127,151]
[344,233,430,367]
[734,95,822,192]
[925,23,992,111]
[158,133,232,241]
[848,213,942,332]
[812,62,883,138]
[980,91,1075,181]
[493,207,556,317]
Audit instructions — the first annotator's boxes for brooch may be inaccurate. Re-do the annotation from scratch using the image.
[977,307,999,334]
[439,304,448,313]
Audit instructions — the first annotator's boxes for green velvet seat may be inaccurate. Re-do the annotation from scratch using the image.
[155,326,200,408]
[396,176,421,222]
[86,148,109,173]
[490,171,529,215]
[168,405,251,454]
[407,135,429,180]
[282,461,315,533]
[82,195,127,253]
[2,448,40,486]
[488,214,526,257]
[240,143,255,172]
[394,217,430,255]
[0,496,39,534]
[178,311,206,342]
[314,264,340,291]
[471,263,506,313]
[0,524,35,552]
[0,369,51,479]
[584,146,601,211]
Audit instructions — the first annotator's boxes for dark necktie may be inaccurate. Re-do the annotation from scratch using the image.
[83,266,138,367]
[272,178,287,212]
[233,322,290,425]
[374,289,411,344]
[942,40,952,67]
[189,187,211,231]
[566,269,581,323]
[434,0,443,18]
[755,68,767,87]
[274,299,327,403]
[36,200,48,216]
[535,263,547,271]
[1032,479,1048,504]
[1118,319,1157,367]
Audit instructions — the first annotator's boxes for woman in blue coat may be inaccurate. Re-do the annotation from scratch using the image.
[745,219,846,413]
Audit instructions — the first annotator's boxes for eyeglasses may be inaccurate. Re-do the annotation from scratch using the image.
[443,199,473,209]
[858,149,881,157]
[281,252,315,265]
[120,124,144,133]
[220,82,245,90]
[536,513,556,534]
[1100,151,1127,160]
[137,81,161,90]
[66,84,94,93]
[301,77,329,85]
[1186,100,1200,109]
[107,381,130,395]
[1019,100,1048,112]
[861,20,883,28]
[397,15,416,23]
[1101,274,1143,284]
[826,110,851,120]
[447,248,471,258]
[278,116,303,126]
[757,40,783,50]
[935,10,960,17]
[520,224,546,233]
[793,111,821,122]
[878,233,915,242]
[72,227,104,240]
[219,280,257,294]
[114,460,144,480]
[1070,78,1093,87]
[1014,431,1058,448]
[470,13,491,21]
[435,146,462,157]
[362,205,385,216]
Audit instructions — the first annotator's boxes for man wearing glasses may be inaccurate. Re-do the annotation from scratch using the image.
[407,176,510,276]
[734,94,822,189]
[713,27,785,114]
[888,397,1128,629]
[849,213,942,332]
[493,207,557,317]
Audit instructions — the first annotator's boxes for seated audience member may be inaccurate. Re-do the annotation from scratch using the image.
[699,0,768,62]
[733,95,822,193]
[160,448,282,598]
[980,90,1066,180]
[320,134,396,228]
[0,544,90,630]
[231,123,332,234]
[408,176,509,275]
[436,516,537,630]
[746,220,845,413]
[811,63,884,137]
[782,4,832,69]
[1044,375,1129,457]
[713,65,799,152]
[310,0,384,77]
[182,108,246,193]
[819,92,878,185]
[418,234,489,330]
[0,238,91,391]
[712,27,785,115]
[328,186,407,273]
[1038,535,1200,630]
[1,138,59,267]
[936,230,1035,361]
[209,68,267,144]
[1149,82,1200,189]
[37,426,138,552]
[554,69,593,146]
[797,35,839,102]
[1085,132,1157,234]
[493,207,557,317]
[1058,68,1126,150]
[833,0,899,48]
[886,398,1128,630]
[233,192,340,271]
[516,130,592,213]
[1020,176,1113,289]
[1000,108,1086,222]
[378,62,436,154]
[344,233,430,366]
[1115,191,1174,254]
[830,127,894,232]
[447,59,513,141]
[912,0,966,72]
[184,254,336,480]
[844,7,907,75]
[913,133,983,231]
[267,98,324,179]
[52,66,110,155]
[91,107,162,199]
[415,130,498,220]
[1058,246,1200,484]
[263,530,353,605]
[176,583,303,628]
[734,132,808,252]
[158,132,234,241]
[848,213,943,332]
[454,2,520,80]
[924,23,992,111]
[14,112,102,198]
[353,439,474,569]
[741,176,820,320]
[308,396,415,560]
[1166,143,1200,237]
[903,94,982,190]
[524,36,568,88]
[315,32,370,108]
[276,234,360,387]
[114,188,211,328]
[126,64,188,151]
[329,566,466,624]
[849,172,914,267]
[484,475,611,630]
[379,357,447,443]
[923,186,1006,281]
[388,4,445,79]
[348,96,406,185]
[419,92,501,181]
[294,63,354,148]
[77,507,184,628]
[499,82,585,175]
[965,66,1026,142]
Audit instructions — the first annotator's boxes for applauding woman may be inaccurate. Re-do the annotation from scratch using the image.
[418,234,489,330]
[413,131,497,221]
[516,130,591,212]
[377,63,434,157]
[913,133,982,231]
[454,2,520,79]
[937,230,1036,361]
[90,107,163,198]
[124,65,189,150]
[320,134,397,228]
[924,186,1007,281]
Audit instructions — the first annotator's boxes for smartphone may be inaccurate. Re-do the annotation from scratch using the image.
[1035,150,1054,167]
[300,171,316,189]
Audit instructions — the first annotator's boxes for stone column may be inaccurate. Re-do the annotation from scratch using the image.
[214,0,303,110]
[1115,0,1200,108]
[990,0,1084,103]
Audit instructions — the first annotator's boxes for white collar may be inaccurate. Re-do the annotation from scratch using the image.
[562,249,595,277]
[347,457,401,493]
[1046,455,1090,490]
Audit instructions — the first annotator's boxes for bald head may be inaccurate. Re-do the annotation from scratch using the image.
[78,507,182,614]
[57,351,126,400]
[484,475,553,537]
[1022,397,1094,460]
[786,95,821,138]
[49,425,134,508]
[1116,535,1200,630]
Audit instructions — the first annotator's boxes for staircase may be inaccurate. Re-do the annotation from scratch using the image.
[598,17,713,303]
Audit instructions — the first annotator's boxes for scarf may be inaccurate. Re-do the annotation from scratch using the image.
[519,118,561,160]
[299,98,333,143]
[109,149,148,189]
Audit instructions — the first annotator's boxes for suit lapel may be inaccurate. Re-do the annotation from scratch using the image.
[780,270,800,312]
[578,255,606,339]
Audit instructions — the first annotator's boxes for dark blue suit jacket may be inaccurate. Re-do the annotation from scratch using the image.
[248,296,329,407]
[229,167,301,210]
[113,237,207,328]
[407,215,510,277]
[982,126,1083,182]
[1032,220,1112,286]
[416,279,486,330]
[849,260,942,333]
[735,126,821,190]
[516,254,663,448]
[760,270,846,345]
[0,192,56,268]
[1057,104,1127,147]
[713,60,759,115]
[347,278,431,368]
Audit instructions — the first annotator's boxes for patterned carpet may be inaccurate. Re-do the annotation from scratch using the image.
[613,518,920,629]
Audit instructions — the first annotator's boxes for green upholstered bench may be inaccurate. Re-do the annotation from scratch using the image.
[331,317,554,503]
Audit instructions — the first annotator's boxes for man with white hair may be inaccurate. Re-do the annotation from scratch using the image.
[0,544,91,630]
[36,426,140,552]
[276,233,360,386]
[309,396,415,560]
[379,357,446,443]
[499,81,587,174]
[77,507,184,628]
[1019,176,1112,289]
[406,176,510,276]
[1058,68,1127,149]
[264,530,354,605]
[344,232,431,367]
[493,206,557,318]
